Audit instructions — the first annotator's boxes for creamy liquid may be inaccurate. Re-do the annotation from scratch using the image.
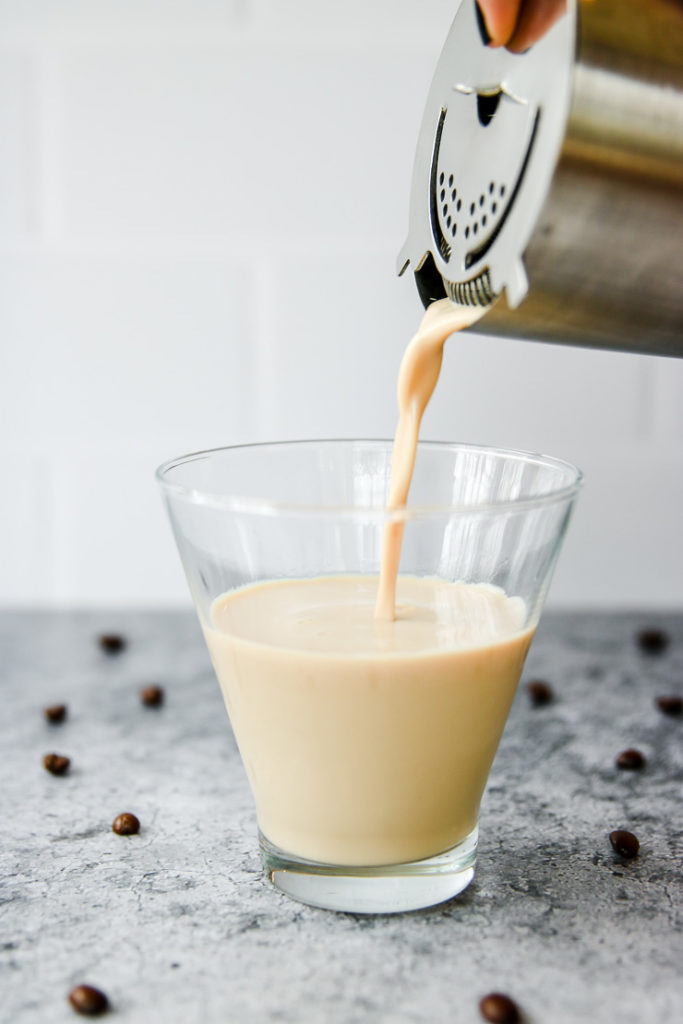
[375,299,487,620]
[204,575,533,866]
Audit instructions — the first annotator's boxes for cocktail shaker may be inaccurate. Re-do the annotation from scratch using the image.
[399,0,683,356]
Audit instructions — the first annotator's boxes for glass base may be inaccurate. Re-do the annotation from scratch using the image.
[259,827,478,914]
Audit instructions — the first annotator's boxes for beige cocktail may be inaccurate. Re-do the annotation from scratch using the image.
[158,438,580,912]
[205,574,533,867]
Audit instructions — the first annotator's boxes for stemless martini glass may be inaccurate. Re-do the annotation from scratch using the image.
[157,440,581,914]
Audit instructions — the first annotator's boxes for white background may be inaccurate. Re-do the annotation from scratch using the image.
[1,0,682,609]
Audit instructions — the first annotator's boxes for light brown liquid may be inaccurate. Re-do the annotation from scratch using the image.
[203,298,529,867]
[204,575,533,866]
[375,298,487,620]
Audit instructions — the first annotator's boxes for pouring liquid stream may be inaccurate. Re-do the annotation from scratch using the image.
[375,298,488,621]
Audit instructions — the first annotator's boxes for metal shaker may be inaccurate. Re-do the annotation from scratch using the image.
[399,0,683,356]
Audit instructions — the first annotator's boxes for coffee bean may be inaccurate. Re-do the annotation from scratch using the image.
[112,812,140,836]
[140,685,164,707]
[43,753,70,776]
[636,628,669,654]
[616,748,645,770]
[98,634,126,654]
[44,704,67,724]
[68,984,109,1016]
[479,992,520,1023]
[609,829,640,859]
[527,679,553,706]
[656,695,682,717]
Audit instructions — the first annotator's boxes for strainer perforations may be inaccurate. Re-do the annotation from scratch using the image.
[435,166,511,264]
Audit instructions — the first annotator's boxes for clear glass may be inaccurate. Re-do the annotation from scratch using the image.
[157,440,581,913]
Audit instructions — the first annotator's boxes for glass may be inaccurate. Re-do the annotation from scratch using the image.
[157,440,581,913]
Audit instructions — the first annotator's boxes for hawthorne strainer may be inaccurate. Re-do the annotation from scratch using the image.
[399,0,575,310]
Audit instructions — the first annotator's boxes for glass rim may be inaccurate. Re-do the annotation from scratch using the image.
[155,438,583,520]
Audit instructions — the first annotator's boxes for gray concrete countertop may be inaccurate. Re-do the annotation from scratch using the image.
[1,610,681,1023]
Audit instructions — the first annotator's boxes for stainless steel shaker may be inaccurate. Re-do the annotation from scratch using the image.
[399,0,683,356]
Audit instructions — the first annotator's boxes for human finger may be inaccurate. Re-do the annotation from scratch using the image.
[507,0,568,53]
[475,0,522,47]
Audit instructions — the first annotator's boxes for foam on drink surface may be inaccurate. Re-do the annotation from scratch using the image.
[211,575,526,655]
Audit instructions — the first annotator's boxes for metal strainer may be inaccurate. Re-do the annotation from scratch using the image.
[399,0,575,310]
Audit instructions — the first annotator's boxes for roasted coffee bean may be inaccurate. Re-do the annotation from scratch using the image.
[527,679,553,706]
[609,829,640,859]
[479,992,520,1024]
[616,748,645,771]
[656,695,682,717]
[98,634,126,654]
[140,685,164,707]
[43,753,70,776]
[636,628,669,654]
[112,812,140,836]
[44,704,67,724]
[68,984,109,1016]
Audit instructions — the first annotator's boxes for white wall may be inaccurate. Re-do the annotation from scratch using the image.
[1,0,682,609]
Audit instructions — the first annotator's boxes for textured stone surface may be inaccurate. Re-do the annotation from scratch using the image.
[1,610,681,1023]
